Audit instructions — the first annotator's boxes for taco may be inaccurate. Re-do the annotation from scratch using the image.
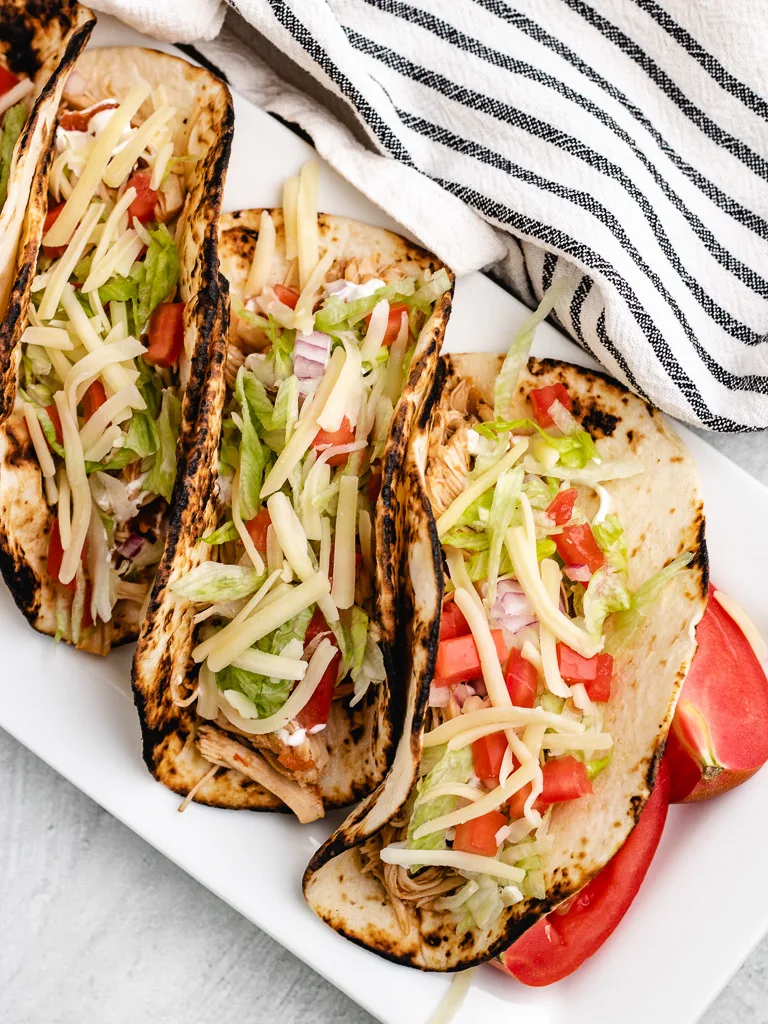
[0,46,233,654]
[132,173,454,822]
[0,0,96,412]
[303,288,708,968]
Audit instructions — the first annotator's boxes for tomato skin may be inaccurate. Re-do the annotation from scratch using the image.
[305,606,329,644]
[312,416,355,466]
[126,171,158,224]
[472,732,509,782]
[0,66,19,97]
[434,629,506,687]
[145,302,184,368]
[44,404,63,448]
[274,283,299,309]
[81,380,107,422]
[587,654,614,703]
[505,648,538,708]
[297,649,341,730]
[501,761,670,985]
[554,524,605,574]
[507,757,593,819]
[453,810,507,858]
[43,203,68,259]
[529,384,572,427]
[245,508,271,552]
[382,303,409,346]
[439,600,470,642]
[546,488,577,526]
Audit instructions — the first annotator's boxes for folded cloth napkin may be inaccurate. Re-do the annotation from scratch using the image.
[94,0,768,431]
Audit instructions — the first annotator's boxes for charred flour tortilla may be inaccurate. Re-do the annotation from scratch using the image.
[0,1,95,416]
[0,47,233,654]
[303,353,708,969]
[131,207,453,821]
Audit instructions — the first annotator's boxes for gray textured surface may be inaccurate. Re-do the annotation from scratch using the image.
[2,427,767,1024]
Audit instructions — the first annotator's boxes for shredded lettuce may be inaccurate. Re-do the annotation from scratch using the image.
[441,526,490,552]
[477,417,597,470]
[169,563,265,603]
[609,552,694,649]
[219,418,240,476]
[485,466,524,609]
[235,369,268,520]
[201,520,239,545]
[583,568,631,637]
[135,225,180,332]
[587,751,613,780]
[406,745,473,856]
[593,514,628,573]
[314,278,416,333]
[536,537,557,561]
[494,279,572,421]
[271,374,299,436]
[0,102,26,210]
[125,409,160,458]
[347,606,369,680]
[36,406,64,457]
[143,390,180,502]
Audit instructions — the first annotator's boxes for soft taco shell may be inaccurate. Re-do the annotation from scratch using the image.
[0,46,234,655]
[303,354,708,969]
[0,1,96,418]
[131,210,453,815]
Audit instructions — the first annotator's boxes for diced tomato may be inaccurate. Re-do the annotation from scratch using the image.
[44,404,63,448]
[126,171,158,224]
[501,762,669,986]
[439,600,470,642]
[365,302,409,347]
[312,416,355,466]
[0,66,19,98]
[434,629,506,687]
[245,508,271,552]
[81,380,107,422]
[546,487,578,526]
[554,524,605,574]
[507,757,593,820]
[43,203,68,259]
[297,649,341,730]
[58,100,118,132]
[505,648,538,708]
[453,810,507,858]
[305,606,329,644]
[472,732,509,783]
[529,383,572,427]
[274,283,300,309]
[368,466,382,504]
[556,644,613,702]
[277,746,314,773]
[145,302,184,368]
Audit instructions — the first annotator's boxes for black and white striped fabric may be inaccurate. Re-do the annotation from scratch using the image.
[113,0,768,430]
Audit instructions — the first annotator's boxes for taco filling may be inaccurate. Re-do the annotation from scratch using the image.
[0,63,34,213]
[14,70,209,648]
[169,165,452,821]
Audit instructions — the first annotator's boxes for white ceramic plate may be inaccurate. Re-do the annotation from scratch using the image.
[3,16,767,1024]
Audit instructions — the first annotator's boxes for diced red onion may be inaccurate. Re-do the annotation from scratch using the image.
[117,534,144,559]
[428,684,450,707]
[294,332,331,394]
[452,683,476,707]
[564,564,592,582]
[490,578,536,638]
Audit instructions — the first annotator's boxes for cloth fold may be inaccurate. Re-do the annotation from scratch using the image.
[92,0,768,430]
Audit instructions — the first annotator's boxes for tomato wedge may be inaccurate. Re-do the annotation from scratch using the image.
[126,171,158,224]
[546,488,578,526]
[145,302,184,367]
[505,648,538,708]
[82,380,107,422]
[312,416,355,466]
[434,630,506,687]
[507,757,593,819]
[305,606,329,644]
[297,648,341,730]
[500,761,670,985]
[44,404,63,448]
[364,302,409,346]
[245,508,271,552]
[0,66,19,98]
[274,283,300,309]
[554,524,605,574]
[453,810,507,858]
[556,645,613,701]
[439,600,470,642]
[472,732,509,782]
[43,203,68,259]
[529,384,572,427]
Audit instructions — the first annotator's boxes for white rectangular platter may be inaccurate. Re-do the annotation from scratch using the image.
[2,16,767,1024]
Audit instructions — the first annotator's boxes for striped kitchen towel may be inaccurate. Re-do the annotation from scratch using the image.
[102,0,768,430]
